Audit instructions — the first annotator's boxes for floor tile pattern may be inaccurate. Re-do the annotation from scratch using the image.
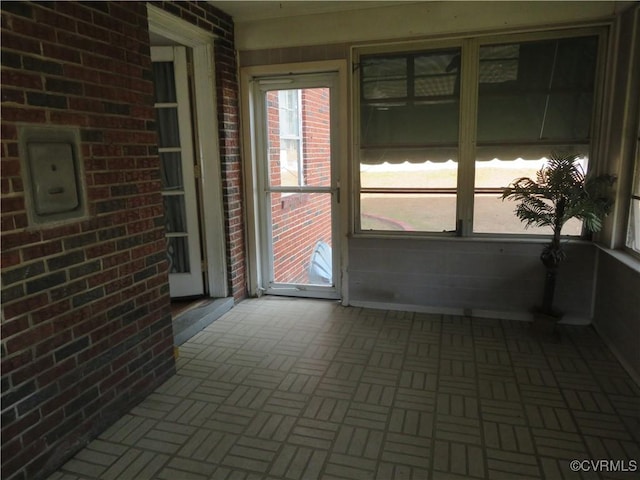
[48,297,639,479]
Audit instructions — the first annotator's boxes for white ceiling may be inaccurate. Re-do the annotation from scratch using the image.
[208,1,418,22]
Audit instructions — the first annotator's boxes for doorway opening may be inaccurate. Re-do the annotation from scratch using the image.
[148,5,232,341]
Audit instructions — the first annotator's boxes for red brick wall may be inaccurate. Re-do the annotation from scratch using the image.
[267,88,332,284]
[0,2,242,479]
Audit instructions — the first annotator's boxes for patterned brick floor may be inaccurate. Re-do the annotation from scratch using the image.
[48,297,639,479]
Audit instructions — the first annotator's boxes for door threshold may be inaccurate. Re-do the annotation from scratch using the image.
[172,297,234,345]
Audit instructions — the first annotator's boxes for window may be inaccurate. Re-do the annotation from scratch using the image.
[625,119,640,255]
[355,30,602,236]
[359,48,460,232]
[474,36,598,235]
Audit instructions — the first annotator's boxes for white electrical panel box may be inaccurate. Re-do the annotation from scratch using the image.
[19,126,86,225]
[27,142,79,215]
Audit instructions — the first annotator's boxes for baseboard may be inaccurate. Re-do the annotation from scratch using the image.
[346,300,591,325]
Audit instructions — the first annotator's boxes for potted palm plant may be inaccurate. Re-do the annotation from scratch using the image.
[502,152,616,330]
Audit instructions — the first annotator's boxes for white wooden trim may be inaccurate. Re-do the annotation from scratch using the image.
[151,46,204,297]
[192,43,229,298]
[148,4,228,298]
[147,4,216,46]
[457,38,479,237]
[240,60,349,301]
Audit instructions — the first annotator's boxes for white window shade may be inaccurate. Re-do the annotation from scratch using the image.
[477,36,598,149]
[360,49,461,152]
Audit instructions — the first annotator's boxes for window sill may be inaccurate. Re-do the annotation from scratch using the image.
[351,231,593,245]
[596,245,640,273]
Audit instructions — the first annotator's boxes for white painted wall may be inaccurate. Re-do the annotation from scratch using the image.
[233,1,622,50]
[591,5,640,384]
[593,251,640,383]
[349,238,598,322]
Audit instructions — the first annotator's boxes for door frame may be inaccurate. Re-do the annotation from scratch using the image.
[147,5,229,298]
[240,60,349,303]
[151,45,204,297]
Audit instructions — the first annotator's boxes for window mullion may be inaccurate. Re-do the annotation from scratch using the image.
[457,38,479,237]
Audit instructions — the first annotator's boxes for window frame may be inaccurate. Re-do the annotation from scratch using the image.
[353,26,608,238]
[624,113,640,258]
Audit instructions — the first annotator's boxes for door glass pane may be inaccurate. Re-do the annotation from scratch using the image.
[152,47,204,297]
[166,237,189,273]
[626,198,640,253]
[156,108,180,148]
[361,193,457,232]
[160,152,184,190]
[163,196,187,233]
[152,62,177,103]
[633,156,640,197]
[627,143,640,253]
[267,88,331,188]
[278,90,300,136]
[271,192,333,285]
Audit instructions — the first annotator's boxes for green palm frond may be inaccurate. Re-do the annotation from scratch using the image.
[502,151,616,237]
[513,197,555,228]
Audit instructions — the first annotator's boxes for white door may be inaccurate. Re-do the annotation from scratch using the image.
[254,73,341,299]
[151,46,204,297]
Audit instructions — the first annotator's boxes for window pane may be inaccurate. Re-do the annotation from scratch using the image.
[633,154,640,197]
[268,88,331,188]
[479,44,519,84]
[474,34,597,236]
[474,147,588,234]
[477,36,597,143]
[160,152,183,191]
[626,198,640,253]
[361,56,407,99]
[626,140,639,253]
[361,101,459,145]
[166,237,189,273]
[474,193,583,235]
[156,108,180,148]
[474,146,589,188]
[279,138,301,187]
[163,195,187,233]
[152,62,176,103]
[271,193,333,284]
[361,49,460,146]
[278,90,300,136]
[302,88,331,187]
[361,193,456,232]
[414,53,459,97]
[361,151,457,189]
